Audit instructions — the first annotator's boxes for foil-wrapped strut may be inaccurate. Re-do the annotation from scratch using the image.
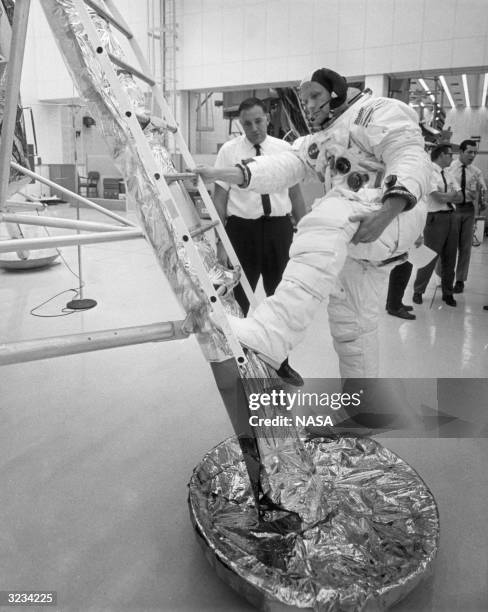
[39,0,324,525]
[0,0,32,195]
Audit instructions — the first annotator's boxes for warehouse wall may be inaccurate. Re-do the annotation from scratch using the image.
[178,0,488,90]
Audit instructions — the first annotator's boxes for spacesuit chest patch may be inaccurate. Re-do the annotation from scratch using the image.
[307,143,319,160]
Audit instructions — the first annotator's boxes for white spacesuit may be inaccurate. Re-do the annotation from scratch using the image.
[227,85,431,378]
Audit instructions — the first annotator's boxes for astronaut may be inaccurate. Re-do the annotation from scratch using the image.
[195,68,431,379]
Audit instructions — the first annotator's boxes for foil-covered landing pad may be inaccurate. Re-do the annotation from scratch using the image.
[188,436,439,611]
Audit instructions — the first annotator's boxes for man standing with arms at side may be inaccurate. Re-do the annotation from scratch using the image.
[412,143,462,307]
[449,140,487,294]
[213,97,307,385]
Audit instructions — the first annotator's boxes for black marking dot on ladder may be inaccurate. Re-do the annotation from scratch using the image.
[96,46,103,54]
[154,173,161,180]
[210,296,217,303]
[237,357,245,364]
[125,111,132,118]
[182,235,189,242]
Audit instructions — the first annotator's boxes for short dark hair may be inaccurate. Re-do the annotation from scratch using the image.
[459,139,477,151]
[431,144,452,161]
[238,97,266,114]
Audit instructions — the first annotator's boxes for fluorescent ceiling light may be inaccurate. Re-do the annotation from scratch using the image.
[481,73,488,106]
[418,78,436,103]
[439,75,455,108]
[462,74,470,107]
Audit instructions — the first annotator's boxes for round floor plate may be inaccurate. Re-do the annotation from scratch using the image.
[189,435,439,611]
[0,252,59,270]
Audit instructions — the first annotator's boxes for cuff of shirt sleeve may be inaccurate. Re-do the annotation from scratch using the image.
[215,179,229,191]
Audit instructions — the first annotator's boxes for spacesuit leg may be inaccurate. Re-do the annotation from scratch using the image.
[328,257,388,378]
[228,196,362,367]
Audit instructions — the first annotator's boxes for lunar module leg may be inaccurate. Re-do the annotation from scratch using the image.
[38,0,319,524]
[36,3,440,609]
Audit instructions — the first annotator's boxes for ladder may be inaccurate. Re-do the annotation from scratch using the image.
[64,0,259,366]
[1,0,318,521]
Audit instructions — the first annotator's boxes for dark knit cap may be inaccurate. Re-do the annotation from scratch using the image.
[305,68,348,110]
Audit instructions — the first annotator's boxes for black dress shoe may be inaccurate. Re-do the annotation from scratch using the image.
[276,359,304,387]
[401,303,414,311]
[453,281,464,293]
[412,292,423,304]
[442,294,457,307]
[387,306,416,320]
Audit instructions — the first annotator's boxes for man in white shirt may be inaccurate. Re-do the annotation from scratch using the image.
[214,98,307,386]
[449,140,487,293]
[412,143,462,307]
[214,97,307,315]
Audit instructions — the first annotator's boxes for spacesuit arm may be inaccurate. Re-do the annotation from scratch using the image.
[363,99,431,206]
[193,151,309,194]
[243,151,309,194]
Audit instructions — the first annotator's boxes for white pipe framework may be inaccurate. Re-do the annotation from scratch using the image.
[0,212,130,232]
[0,321,190,365]
[0,228,143,252]
[9,161,137,227]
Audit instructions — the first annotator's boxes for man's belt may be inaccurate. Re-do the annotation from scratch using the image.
[377,252,408,267]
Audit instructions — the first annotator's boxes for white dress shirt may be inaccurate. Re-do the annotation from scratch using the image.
[426,162,460,212]
[214,135,293,219]
[449,158,487,203]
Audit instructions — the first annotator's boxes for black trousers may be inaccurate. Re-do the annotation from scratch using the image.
[414,210,458,296]
[226,215,294,315]
[386,260,413,310]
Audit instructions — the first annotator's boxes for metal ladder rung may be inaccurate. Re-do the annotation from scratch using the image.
[190,220,220,238]
[108,53,156,87]
[164,172,197,183]
[71,0,249,363]
[84,0,133,40]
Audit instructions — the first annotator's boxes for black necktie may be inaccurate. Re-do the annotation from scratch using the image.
[441,169,454,210]
[441,169,447,192]
[461,164,466,204]
[254,144,271,216]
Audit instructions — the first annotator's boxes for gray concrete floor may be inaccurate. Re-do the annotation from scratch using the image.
[1,205,487,611]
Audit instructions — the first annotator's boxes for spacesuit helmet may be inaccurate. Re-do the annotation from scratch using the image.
[299,68,348,131]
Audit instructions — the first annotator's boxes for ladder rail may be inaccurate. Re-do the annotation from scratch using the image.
[73,0,246,365]
[84,0,133,39]
[101,0,257,310]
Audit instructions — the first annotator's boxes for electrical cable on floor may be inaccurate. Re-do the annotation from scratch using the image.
[29,209,93,317]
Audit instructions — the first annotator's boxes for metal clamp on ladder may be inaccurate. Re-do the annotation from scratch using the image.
[73,0,251,366]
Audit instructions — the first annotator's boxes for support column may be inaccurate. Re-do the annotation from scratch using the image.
[364,74,388,97]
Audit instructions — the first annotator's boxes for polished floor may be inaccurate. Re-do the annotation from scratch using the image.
[1,205,487,611]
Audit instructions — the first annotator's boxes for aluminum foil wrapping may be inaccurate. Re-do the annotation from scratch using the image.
[189,435,440,611]
[0,0,31,194]
[38,0,356,528]
[39,0,235,361]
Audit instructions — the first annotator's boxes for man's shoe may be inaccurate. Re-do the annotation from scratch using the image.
[453,281,464,293]
[276,359,304,387]
[412,292,423,305]
[387,306,416,320]
[442,295,457,307]
[401,303,414,311]
[483,305,488,311]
